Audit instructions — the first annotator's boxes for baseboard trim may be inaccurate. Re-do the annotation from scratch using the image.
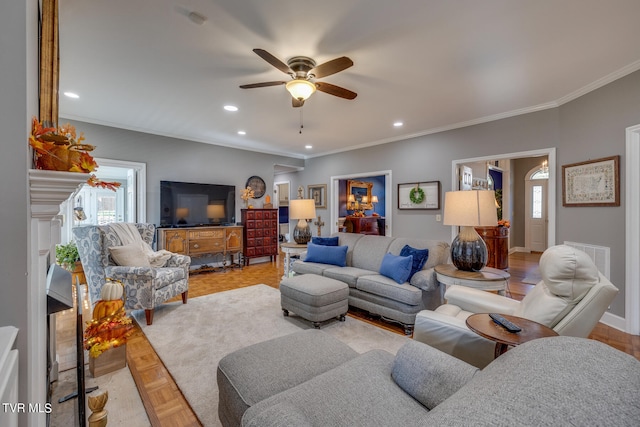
[510,247,529,253]
[599,312,627,333]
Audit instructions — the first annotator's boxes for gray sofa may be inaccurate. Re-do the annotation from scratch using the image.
[292,233,450,334]
[219,331,640,426]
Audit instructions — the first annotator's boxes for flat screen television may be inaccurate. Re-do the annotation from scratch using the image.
[160,180,236,227]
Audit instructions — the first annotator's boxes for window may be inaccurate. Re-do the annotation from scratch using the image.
[532,185,543,219]
[61,159,146,243]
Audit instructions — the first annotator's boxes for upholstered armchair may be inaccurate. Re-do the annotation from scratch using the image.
[73,223,190,325]
[414,245,618,368]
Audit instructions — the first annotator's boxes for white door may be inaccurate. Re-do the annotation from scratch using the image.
[525,166,549,252]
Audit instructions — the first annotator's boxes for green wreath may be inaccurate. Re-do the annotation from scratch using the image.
[409,186,425,204]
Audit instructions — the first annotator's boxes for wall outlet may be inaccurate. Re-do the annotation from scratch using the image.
[436,214,441,222]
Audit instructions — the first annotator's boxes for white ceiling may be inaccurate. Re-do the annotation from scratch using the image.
[58,0,640,159]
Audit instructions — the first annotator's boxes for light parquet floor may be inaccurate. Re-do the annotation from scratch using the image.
[61,251,640,427]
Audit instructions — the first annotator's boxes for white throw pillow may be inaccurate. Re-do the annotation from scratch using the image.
[110,244,150,267]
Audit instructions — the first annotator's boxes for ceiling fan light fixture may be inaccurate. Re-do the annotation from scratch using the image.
[286,80,316,101]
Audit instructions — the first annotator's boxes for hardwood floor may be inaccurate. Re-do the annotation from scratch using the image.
[62,251,640,426]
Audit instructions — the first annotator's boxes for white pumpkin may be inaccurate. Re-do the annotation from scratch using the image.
[100,280,124,301]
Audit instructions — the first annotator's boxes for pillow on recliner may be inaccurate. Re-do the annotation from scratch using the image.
[304,242,348,267]
[110,244,150,267]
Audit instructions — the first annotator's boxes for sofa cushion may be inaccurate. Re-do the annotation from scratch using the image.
[291,260,334,276]
[392,340,478,410]
[356,275,423,306]
[323,266,376,288]
[243,350,430,427]
[304,242,348,267]
[400,245,429,279]
[350,235,395,271]
[311,236,339,246]
[379,253,413,284]
[425,337,640,426]
[217,330,358,427]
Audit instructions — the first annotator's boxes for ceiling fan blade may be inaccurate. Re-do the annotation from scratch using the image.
[292,98,304,108]
[309,57,353,78]
[315,82,357,100]
[239,81,287,89]
[253,49,293,75]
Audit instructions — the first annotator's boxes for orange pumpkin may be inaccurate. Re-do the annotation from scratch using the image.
[92,299,124,320]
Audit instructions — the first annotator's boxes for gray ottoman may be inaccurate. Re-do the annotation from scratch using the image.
[280,274,349,328]
[217,329,358,427]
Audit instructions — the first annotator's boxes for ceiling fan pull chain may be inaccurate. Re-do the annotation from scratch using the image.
[299,108,304,134]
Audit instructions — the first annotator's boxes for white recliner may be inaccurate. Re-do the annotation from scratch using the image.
[413,245,619,368]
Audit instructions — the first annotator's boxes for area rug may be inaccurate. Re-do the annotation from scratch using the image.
[134,284,409,427]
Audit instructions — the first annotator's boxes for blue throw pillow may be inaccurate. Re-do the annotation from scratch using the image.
[305,242,348,267]
[379,253,413,284]
[311,236,339,246]
[400,245,430,279]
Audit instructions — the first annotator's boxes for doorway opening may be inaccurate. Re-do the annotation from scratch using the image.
[330,170,393,236]
[451,148,556,250]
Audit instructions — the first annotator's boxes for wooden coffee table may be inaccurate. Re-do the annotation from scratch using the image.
[466,313,558,359]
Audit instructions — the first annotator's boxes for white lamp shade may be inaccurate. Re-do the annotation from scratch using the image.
[289,199,316,220]
[347,194,356,203]
[285,80,316,101]
[207,204,225,219]
[362,196,368,204]
[443,190,497,227]
[176,207,189,218]
[371,195,379,203]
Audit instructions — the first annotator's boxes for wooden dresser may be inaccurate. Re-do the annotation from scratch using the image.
[475,226,509,270]
[344,216,380,235]
[241,208,278,265]
[157,225,243,272]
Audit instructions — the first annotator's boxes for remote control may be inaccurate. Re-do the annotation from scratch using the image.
[489,313,521,333]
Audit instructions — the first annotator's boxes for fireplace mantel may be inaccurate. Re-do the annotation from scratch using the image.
[27,169,88,426]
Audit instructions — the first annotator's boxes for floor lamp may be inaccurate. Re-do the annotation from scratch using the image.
[443,190,497,272]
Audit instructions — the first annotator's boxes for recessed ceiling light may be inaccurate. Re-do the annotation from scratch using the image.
[305,145,313,149]
[64,92,79,99]
[237,130,246,135]
[393,121,403,127]
[224,105,238,112]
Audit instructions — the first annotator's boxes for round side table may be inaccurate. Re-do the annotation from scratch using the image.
[466,313,558,358]
[280,242,307,279]
[434,264,510,295]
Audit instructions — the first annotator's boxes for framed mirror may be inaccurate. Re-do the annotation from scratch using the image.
[347,180,373,209]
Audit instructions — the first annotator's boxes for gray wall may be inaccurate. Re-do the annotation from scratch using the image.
[300,70,640,318]
[64,120,304,226]
[0,0,38,422]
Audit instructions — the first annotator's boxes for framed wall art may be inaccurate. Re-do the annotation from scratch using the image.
[347,180,373,209]
[398,181,440,210]
[308,184,327,209]
[562,155,620,207]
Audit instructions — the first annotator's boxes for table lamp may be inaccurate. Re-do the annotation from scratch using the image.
[207,204,225,224]
[289,199,316,244]
[371,195,379,214]
[347,194,356,213]
[443,190,497,271]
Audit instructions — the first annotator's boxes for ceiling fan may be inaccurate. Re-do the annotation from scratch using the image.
[240,49,357,107]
